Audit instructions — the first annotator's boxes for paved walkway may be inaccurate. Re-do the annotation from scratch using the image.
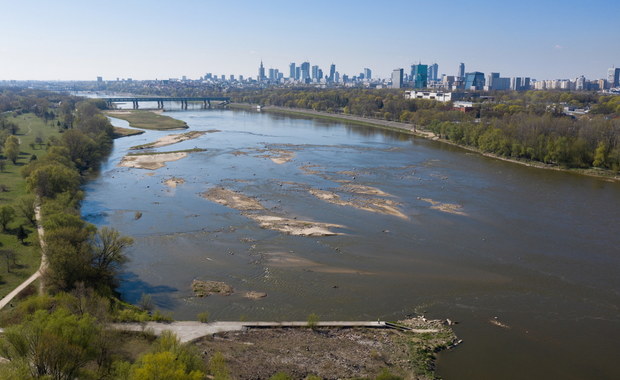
[0,203,47,310]
[110,321,438,343]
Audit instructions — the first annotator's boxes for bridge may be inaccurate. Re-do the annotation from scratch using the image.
[104,97,231,110]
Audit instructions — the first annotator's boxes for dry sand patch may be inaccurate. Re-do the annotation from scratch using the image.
[119,152,188,170]
[164,177,185,187]
[132,130,215,150]
[265,252,373,275]
[201,187,264,211]
[418,197,467,216]
[244,214,344,237]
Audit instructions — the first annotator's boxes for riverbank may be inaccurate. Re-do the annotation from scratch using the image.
[229,103,620,182]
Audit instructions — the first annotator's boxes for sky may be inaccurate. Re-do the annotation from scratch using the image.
[0,0,619,81]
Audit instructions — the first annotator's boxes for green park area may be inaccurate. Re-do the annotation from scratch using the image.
[0,113,61,298]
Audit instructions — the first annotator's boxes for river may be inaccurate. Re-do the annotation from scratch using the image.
[82,107,620,379]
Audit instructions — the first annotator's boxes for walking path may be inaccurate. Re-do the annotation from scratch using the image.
[0,203,47,310]
[110,320,438,343]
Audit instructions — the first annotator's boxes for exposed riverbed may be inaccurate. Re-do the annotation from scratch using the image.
[83,108,620,380]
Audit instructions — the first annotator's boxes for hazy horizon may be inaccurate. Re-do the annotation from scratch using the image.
[1,0,618,81]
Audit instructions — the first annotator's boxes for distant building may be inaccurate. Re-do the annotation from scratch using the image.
[329,64,336,82]
[301,62,310,83]
[410,64,428,88]
[464,72,485,90]
[404,90,464,102]
[486,73,510,91]
[289,63,296,80]
[258,61,266,82]
[511,77,531,91]
[311,65,320,81]
[97,76,103,82]
[608,67,620,87]
[575,75,586,91]
[458,63,465,80]
[391,69,404,89]
[268,68,276,81]
[428,63,439,81]
[364,68,372,80]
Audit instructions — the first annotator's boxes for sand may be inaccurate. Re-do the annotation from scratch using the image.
[308,188,408,220]
[265,252,373,275]
[131,130,215,150]
[244,214,344,237]
[243,291,267,299]
[164,177,185,187]
[201,187,264,211]
[118,152,188,170]
[418,197,467,216]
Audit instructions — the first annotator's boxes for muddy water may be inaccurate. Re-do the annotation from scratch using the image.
[82,109,620,379]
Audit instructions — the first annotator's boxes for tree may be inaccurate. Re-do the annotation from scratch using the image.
[26,162,80,198]
[16,225,28,244]
[0,248,16,273]
[0,205,16,231]
[90,227,133,289]
[16,194,37,227]
[0,308,103,380]
[4,135,20,164]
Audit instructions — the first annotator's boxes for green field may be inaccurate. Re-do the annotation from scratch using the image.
[106,110,188,130]
[0,113,60,298]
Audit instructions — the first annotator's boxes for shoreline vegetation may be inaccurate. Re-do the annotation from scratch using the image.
[229,103,620,182]
[105,109,189,130]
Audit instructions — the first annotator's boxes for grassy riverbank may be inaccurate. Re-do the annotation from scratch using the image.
[0,113,60,298]
[113,126,145,138]
[105,110,189,130]
[230,104,620,182]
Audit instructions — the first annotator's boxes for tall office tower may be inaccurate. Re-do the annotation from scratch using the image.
[487,72,500,90]
[318,69,323,80]
[295,67,301,81]
[391,68,404,89]
[608,67,620,87]
[229,75,234,81]
[258,60,266,81]
[464,72,485,90]
[428,63,439,81]
[311,65,320,81]
[364,68,372,80]
[329,64,336,82]
[458,63,465,80]
[289,62,296,79]
[334,71,340,83]
[411,64,428,88]
[268,68,276,81]
[301,62,310,82]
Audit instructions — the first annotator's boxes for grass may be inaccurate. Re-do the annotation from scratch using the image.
[0,113,61,298]
[105,110,188,130]
[113,127,145,138]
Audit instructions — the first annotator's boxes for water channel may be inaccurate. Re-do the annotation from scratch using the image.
[82,107,620,379]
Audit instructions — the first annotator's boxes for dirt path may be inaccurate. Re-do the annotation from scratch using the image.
[0,201,47,310]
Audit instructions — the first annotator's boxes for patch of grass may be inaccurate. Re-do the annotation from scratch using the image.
[105,110,188,130]
[307,313,319,329]
[0,113,60,298]
[113,127,145,138]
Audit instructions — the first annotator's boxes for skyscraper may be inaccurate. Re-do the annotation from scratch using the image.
[411,64,428,89]
[289,62,296,80]
[608,67,620,87]
[258,60,266,82]
[300,62,310,83]
[464,72,485,90]
[428,63,439,81]
[311,65,320,81]
[458,63,465,80]
[391,69,403,89]
[329,64,336,82]
[364,68,372,80]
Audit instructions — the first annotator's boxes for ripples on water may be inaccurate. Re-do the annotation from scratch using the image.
[82,109,620,380]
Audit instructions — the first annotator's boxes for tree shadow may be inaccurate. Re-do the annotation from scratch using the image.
[118,271,179,310]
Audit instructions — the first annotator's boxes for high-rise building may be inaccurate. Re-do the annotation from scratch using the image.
[391,68,404,89]
[97,76,103,82]
[311,65,320,81]
[608,67,620,87]
[268,68,276,82]
[575,75,586,91]
[301,62,310,83]
[458,63,465,80]
[258,60,266,82]
[411,64,428,88]
[289,63,296,79]
[295,67,301,81]
[464,72,485,90]
[329,64,336,82]
[428,63,439,81]
[364,68,372,80]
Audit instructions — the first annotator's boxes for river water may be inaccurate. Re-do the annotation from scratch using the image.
[82,108,620,379]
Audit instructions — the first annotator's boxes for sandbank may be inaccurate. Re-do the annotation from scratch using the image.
[119,152,188,170]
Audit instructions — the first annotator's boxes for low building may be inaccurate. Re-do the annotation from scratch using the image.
[404,91,465,102]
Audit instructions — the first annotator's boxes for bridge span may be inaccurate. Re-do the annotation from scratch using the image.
[104,96,230,110]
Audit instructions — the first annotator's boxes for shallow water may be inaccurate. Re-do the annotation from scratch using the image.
[82,109,620,379]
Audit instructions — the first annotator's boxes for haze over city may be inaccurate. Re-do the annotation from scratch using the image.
[1,0,618,81]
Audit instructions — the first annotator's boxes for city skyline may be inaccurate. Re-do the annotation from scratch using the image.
[0,0,618,81]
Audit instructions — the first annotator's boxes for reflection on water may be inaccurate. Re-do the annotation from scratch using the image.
[83,109,620,379]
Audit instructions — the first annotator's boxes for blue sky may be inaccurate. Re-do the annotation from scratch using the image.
[0,0,618,81]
